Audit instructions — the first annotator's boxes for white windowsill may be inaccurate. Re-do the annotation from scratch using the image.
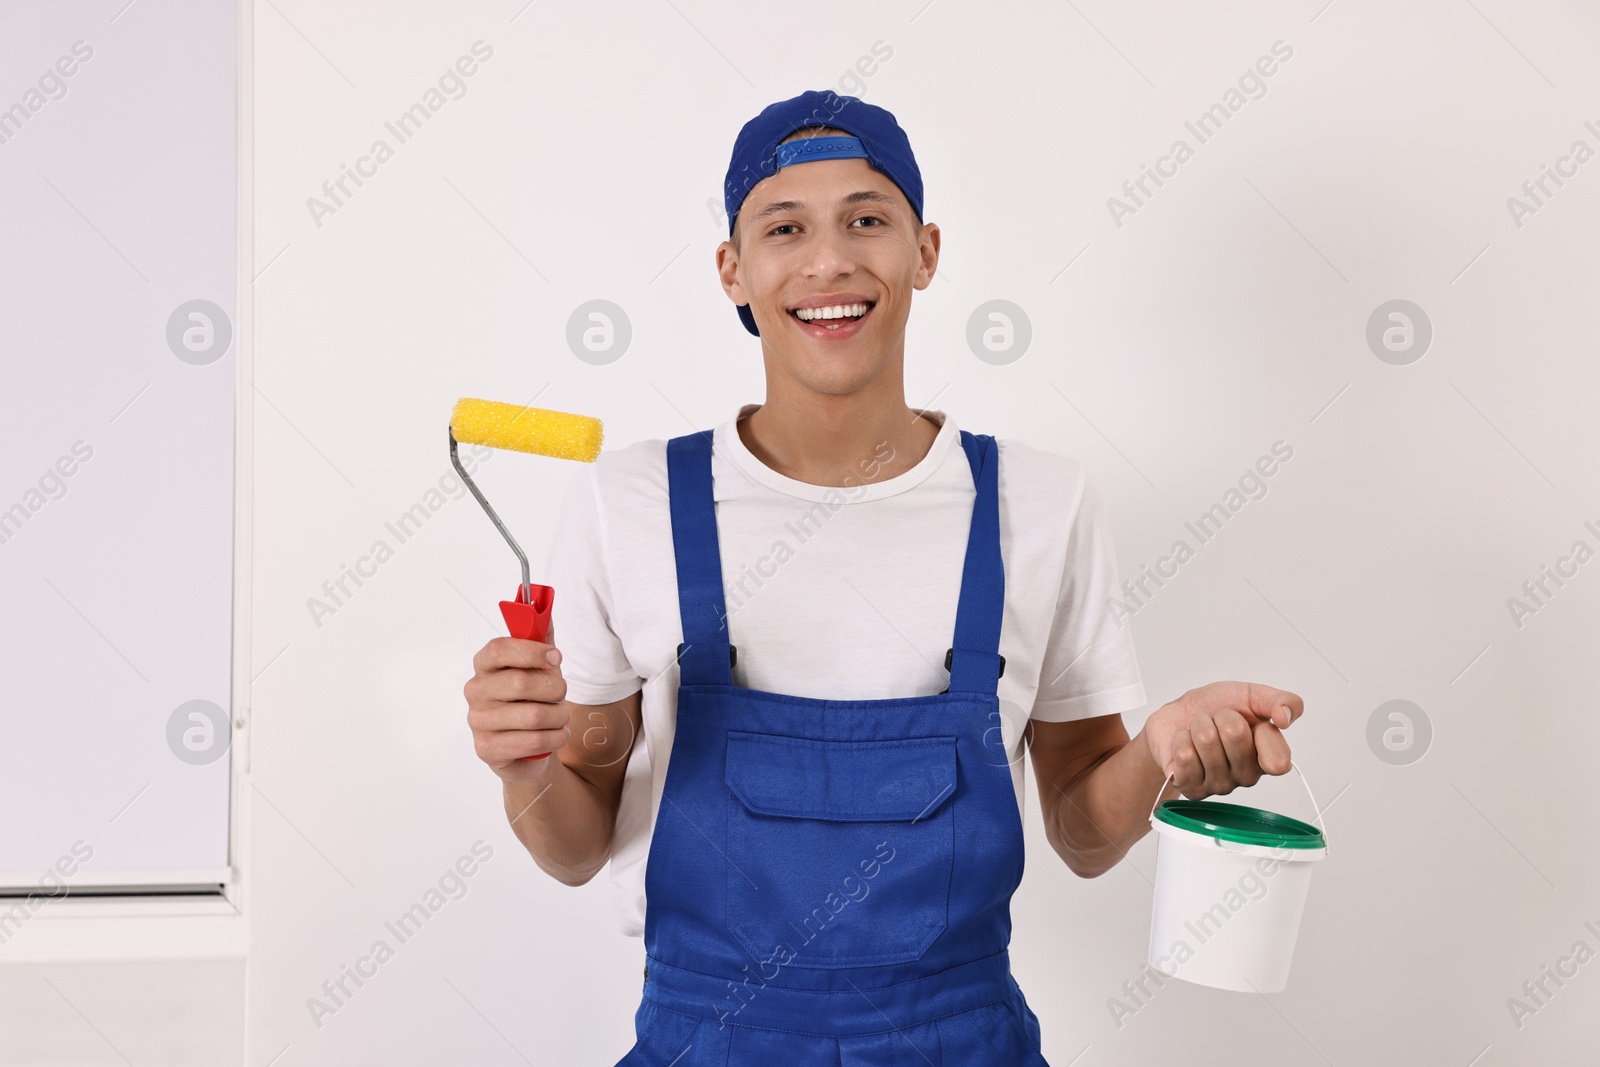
[0,889,247,963]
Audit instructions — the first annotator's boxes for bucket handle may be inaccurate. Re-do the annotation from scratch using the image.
[1148,760,1329,854]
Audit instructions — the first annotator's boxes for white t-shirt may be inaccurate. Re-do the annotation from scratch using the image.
[545,403,1148,938]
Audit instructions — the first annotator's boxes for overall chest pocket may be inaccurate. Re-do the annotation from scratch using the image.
[723,730,958,970]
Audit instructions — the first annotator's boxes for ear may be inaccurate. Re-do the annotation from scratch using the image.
[913,221,941,291]
[715,241,747,305]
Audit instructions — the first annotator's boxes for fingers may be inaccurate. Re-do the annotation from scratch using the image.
[464,636,568,769]
[1253,719,1292,775]
[464,665,566,711]
[497,662,567,704]
[468,689,571,767]
[474,725,571,766]
[467,693,570,735]
[473,636,560,674]
[1185,680,1305,731]
[1167,728,1202,797]
[1210,709,1263,788]
[465,635,575,779]
[1245,682,1303,730]
[1182,714,1233,797]
[1170,709,1288,798]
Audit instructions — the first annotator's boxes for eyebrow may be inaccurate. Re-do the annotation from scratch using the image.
[746,189,900,224]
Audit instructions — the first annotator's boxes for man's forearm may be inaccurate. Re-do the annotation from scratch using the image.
[1045,725,1178,878]
[502,757,616,887]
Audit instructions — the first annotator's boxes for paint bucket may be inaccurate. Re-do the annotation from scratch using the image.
[1145,762,1328,993]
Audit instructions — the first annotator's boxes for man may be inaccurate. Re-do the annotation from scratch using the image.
[464,89,1304,1065]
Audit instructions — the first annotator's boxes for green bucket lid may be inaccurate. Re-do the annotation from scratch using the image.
[1154,799,1325,850]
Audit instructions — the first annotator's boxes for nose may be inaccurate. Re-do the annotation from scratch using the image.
[801,223,857,281]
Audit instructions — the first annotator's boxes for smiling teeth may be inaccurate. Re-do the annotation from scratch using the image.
[795,303,869,321]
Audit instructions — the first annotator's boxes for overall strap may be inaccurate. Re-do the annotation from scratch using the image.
[667,426,1002,694]
[947,430,1005,696]
[666,431,734,685]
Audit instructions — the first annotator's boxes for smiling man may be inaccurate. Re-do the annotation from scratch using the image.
[466,89,1306,1066]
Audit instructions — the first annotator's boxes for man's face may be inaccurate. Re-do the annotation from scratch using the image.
[717,155,939,395]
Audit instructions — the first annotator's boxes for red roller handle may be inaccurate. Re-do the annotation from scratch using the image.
[499,582,556,761]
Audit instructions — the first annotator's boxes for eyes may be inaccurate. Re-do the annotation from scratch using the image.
[767,215,886,237]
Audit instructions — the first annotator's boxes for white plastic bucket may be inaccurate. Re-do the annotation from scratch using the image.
[1145,763,1328,993]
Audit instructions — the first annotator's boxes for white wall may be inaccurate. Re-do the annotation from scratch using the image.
[229,1,1597,1064]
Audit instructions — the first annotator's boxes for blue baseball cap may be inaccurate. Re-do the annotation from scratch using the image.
[723,89,924,337]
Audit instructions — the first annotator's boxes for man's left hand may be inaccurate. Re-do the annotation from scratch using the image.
[1141,681,1303,800]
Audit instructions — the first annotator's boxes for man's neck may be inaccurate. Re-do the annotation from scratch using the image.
[737,390,941,488]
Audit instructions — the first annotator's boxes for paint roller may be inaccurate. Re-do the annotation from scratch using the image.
[449,398,603,760]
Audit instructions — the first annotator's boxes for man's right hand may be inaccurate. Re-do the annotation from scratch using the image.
[465,635,571,783]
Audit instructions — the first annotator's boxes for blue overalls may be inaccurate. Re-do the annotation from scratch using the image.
[614,428,1051,1066]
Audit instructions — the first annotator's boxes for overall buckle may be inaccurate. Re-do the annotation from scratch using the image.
[676,642,736,668]
[944,647,1004,675]
[939,647,1004,694]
